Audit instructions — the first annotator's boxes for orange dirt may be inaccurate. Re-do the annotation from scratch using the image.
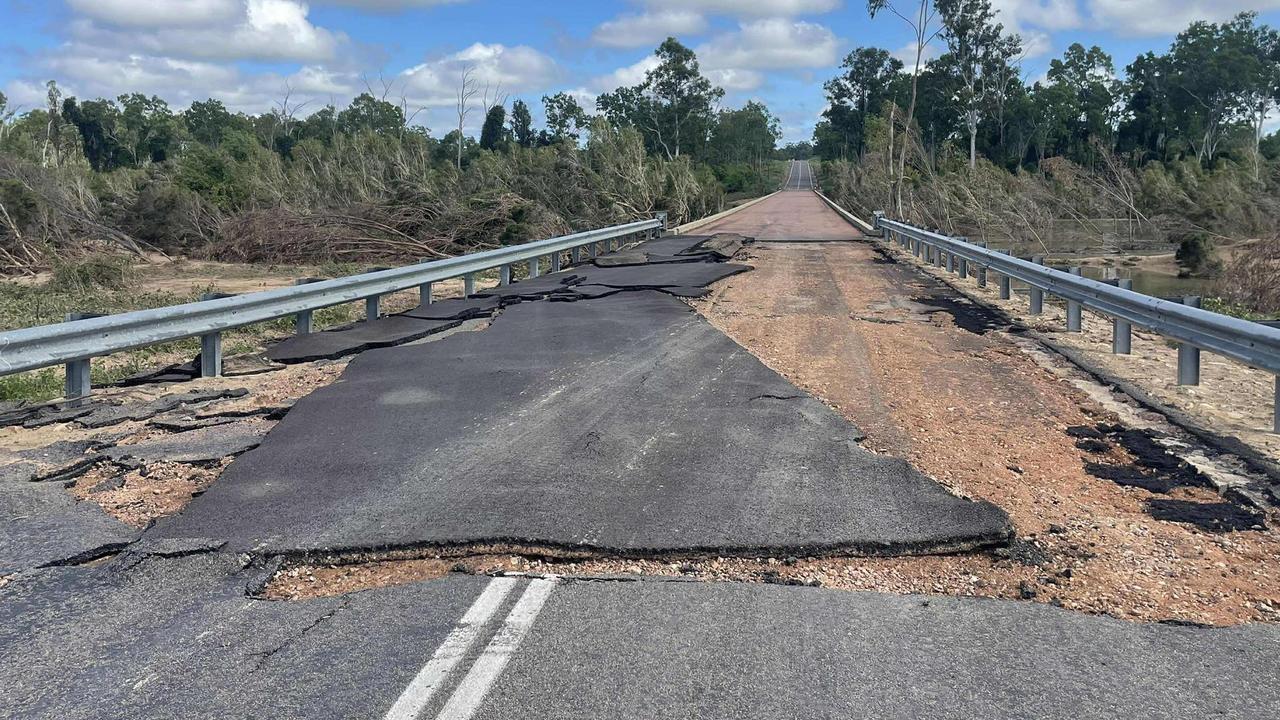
[679,224,1280,626]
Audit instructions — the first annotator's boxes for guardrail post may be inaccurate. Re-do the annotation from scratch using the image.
[656,211,668,235]
[913,238,921,258]
[294,279,319,332]
[64,359,91,404]
[956,238,968,278]
[417,259,433,305]
[62,312,93,404]
[500,265,511,286]
[365,295,380,322]
[1177,296,1201,385]
[1067,267,1083,332]
[464,273,476,297]
[200,333,222,377]
[976,242,987,287]
[528,257,540,278]
[1113,279,1133,354]
[197,292,231,377]
[1029,256,1045,314]
[998,253,1011,299]
[936,247,945,269]
[589,242,599,258]
[551,250,562,273]
[572,246,582,264]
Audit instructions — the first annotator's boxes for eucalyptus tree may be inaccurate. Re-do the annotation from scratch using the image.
[937,0,1021,168]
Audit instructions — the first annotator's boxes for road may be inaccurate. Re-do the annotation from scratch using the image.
[783,158,813,190]
[4,189,1279,718]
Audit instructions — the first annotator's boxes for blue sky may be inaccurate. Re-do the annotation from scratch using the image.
[3,0,1280,143]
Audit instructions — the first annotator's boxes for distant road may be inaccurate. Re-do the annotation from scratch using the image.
[783,158,813,190]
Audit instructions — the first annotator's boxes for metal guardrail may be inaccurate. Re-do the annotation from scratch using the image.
[871,215,1280,434]
[0,217,664,401]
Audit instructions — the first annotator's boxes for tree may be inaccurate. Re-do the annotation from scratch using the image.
[937,0,1021,168]
[627,38,723,160]
[115,93,177,165]
[1046,43,1118,164]
[479,104,508,150]
[455,66,479,170]
[542,92,590,144]
[337,93,405,136]
[1117,52,1175,163]
[821,48,903,160]
[62,97,123,171]
[509,99,534,147]
[867,0,942,214]
[183,99,239,147]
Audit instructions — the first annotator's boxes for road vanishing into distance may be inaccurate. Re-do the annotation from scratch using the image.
[4,160,1279,718]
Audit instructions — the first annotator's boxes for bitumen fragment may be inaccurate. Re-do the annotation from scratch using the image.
[13,388,250,430]
[101,422,272,465]
[0,480,136,573]
[399,295,502,321]
[265,316,463,363]
[155,291,1010,556]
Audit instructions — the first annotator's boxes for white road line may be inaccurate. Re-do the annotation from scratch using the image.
[383,577,519,720]
[433,577,558,720]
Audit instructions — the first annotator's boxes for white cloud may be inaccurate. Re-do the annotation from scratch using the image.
[591,11,708,48]
[698,19,839,71]
[66,0,241,27]
[1086,0,1280,36]
[66,0,347,64]
[591,56,661,92]
[990,0,1082,34]
[643,0,840,15]
[893,41,940,73]
[706,68,767,91]
[399,43,561,107]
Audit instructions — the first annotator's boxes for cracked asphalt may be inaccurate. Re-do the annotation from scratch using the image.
[4,191,1279,718]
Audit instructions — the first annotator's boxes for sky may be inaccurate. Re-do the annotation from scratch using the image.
[3,0,1280,144]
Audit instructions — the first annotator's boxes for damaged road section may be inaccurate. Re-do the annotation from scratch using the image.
[155,290,1010,558]
[7,550,1278,719]
[0,544,493,719]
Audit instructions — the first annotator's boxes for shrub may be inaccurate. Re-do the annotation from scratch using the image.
[1173,231,1221,276]
[46,254,137,292]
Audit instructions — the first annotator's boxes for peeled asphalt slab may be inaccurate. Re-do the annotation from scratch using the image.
[156,290,1010,556]
[265,315,462,363]
[0,548,491,719]
[471,579,1280,720]
[0,482,136,574]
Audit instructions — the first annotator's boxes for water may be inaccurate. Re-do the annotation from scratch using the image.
[1060,265,1210,300]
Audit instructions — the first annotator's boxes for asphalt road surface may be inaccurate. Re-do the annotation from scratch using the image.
[783,159,813,190]
[5,547,1277,718]
[4,191,1279,718]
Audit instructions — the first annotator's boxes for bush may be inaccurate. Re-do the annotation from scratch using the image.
[46,254,137,292]
[1173,231,1221,276]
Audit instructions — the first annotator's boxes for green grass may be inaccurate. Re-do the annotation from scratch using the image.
[1203,296,1280,323]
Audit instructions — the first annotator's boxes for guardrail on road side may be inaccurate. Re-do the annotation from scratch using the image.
[867,214,1280,433]
[0,217,664,402]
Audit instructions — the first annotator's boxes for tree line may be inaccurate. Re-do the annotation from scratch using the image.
[812,3,1280,278]
[0,38,783,271]
[817,6,1280,193]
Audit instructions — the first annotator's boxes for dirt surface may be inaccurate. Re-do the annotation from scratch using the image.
[912,257,1280,467]
[674,235,1280,625]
